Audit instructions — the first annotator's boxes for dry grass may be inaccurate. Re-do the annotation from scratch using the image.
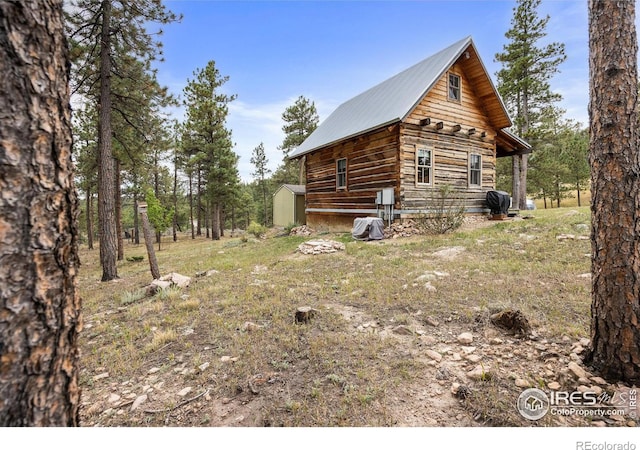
[78,207,593,426]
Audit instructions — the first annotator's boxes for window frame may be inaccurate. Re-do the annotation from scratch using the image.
[448,72,461,102]
[336,157,347,190]
[416,147,433,186]
[469,153,482,187]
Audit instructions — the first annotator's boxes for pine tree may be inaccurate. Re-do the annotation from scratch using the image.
[273,95,319,185]
[66,0,179,280]
[182,61,238,240]
[495,0,566,210]
[251,142,272,225]
[585,0,640,383]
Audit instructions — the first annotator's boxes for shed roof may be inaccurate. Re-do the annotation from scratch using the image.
[289,36,524,159]
[274,184,306,196]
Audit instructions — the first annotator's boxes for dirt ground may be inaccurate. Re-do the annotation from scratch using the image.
[77,215,638,430]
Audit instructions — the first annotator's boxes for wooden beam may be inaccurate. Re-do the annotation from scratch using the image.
[436,121,444,130]
[419,118,431,127]
[452,124,462,132]
[467,128,476,136]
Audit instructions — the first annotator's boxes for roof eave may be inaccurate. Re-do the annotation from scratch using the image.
[287,119,401,160]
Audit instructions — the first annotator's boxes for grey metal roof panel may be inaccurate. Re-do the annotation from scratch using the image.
[289,36,473,159]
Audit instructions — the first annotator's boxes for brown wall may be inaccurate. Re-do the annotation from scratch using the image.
[304,125,401,214]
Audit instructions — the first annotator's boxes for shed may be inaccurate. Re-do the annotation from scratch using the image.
[273,184,306,227]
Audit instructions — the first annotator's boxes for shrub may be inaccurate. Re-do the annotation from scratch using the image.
[247,221,267,238]
[415,184,466,235]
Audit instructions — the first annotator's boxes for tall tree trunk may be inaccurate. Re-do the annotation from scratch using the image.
[189,170,195,239]
[262,179,268,225]
[205,198,210,239]
[585,0,640,384]
[173,153,178,242]
[97,0,118,281]
[518,154,528,210]
[576,181,582,207]
[0,0,81,425]
[211,202,221,240]
[511,156,520,210]
[115,158,123,261]
[196,168,202,236]
[87,185,94,249]
[133,193,140,244]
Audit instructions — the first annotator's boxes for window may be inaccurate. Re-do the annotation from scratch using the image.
[416,148,432,185]
[336,158,347,189]
[448,73,461,102]
[469,153,482,186]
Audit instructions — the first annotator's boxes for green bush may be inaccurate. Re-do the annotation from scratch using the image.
[247,221,267,238]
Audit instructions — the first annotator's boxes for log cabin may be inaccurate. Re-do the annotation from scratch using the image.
[288,36,531,231]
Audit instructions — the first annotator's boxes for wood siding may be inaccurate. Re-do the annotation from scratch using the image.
[400,58,498,212]
[305,125,400,211]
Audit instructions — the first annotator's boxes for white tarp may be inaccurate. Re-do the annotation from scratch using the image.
[352,217,385,241]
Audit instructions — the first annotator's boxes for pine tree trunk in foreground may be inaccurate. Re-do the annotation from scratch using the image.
[585,0,640,383]
[0,0,82,425]
[97,0,118,281]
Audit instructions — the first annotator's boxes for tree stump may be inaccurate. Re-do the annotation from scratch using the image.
[490,309,531,335]
[295,306,318,324]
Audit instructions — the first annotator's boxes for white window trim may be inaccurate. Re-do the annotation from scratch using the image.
[416,147,433,186]
[448,72,461,102]
[336,158,347,190]
[469,153,482,187]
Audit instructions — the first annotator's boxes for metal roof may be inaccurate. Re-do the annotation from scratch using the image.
[289,36,490,159]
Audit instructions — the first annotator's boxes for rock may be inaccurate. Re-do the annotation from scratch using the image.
[392,325,414,336]
[590,385,603,395]
[241,321,263,332]
[461,346,476,355]
[424,316,439,327]
[424,282,437,292]
[590,376,608,386]
[93,372,109,381]
[421,335,437,346]
[568,361,588,379]
[579,338,590,347]
[220,355,238,363]
[198,362,210,372]
[177,387,193,397]
[289,225,314,236]
[451,353,462,361]
[451,382,461,395]
[465,354,482,364]
[548,381,561,390]
[556,234,576,240]
[591,421,607,427]
[432,246,466,260]
[108,393,121,404]
[159,272,188,287]
[489,338,503,345]
[467,365,492,381]
[147,367,160,375]
[425,349,442,362]
[297,239,345,255]
[457,332,474,344]
[515,378,530,388]
[130,395,148,412]
[627,420,637,427]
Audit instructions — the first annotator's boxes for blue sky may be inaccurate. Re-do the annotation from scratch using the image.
[156,0,592,182]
